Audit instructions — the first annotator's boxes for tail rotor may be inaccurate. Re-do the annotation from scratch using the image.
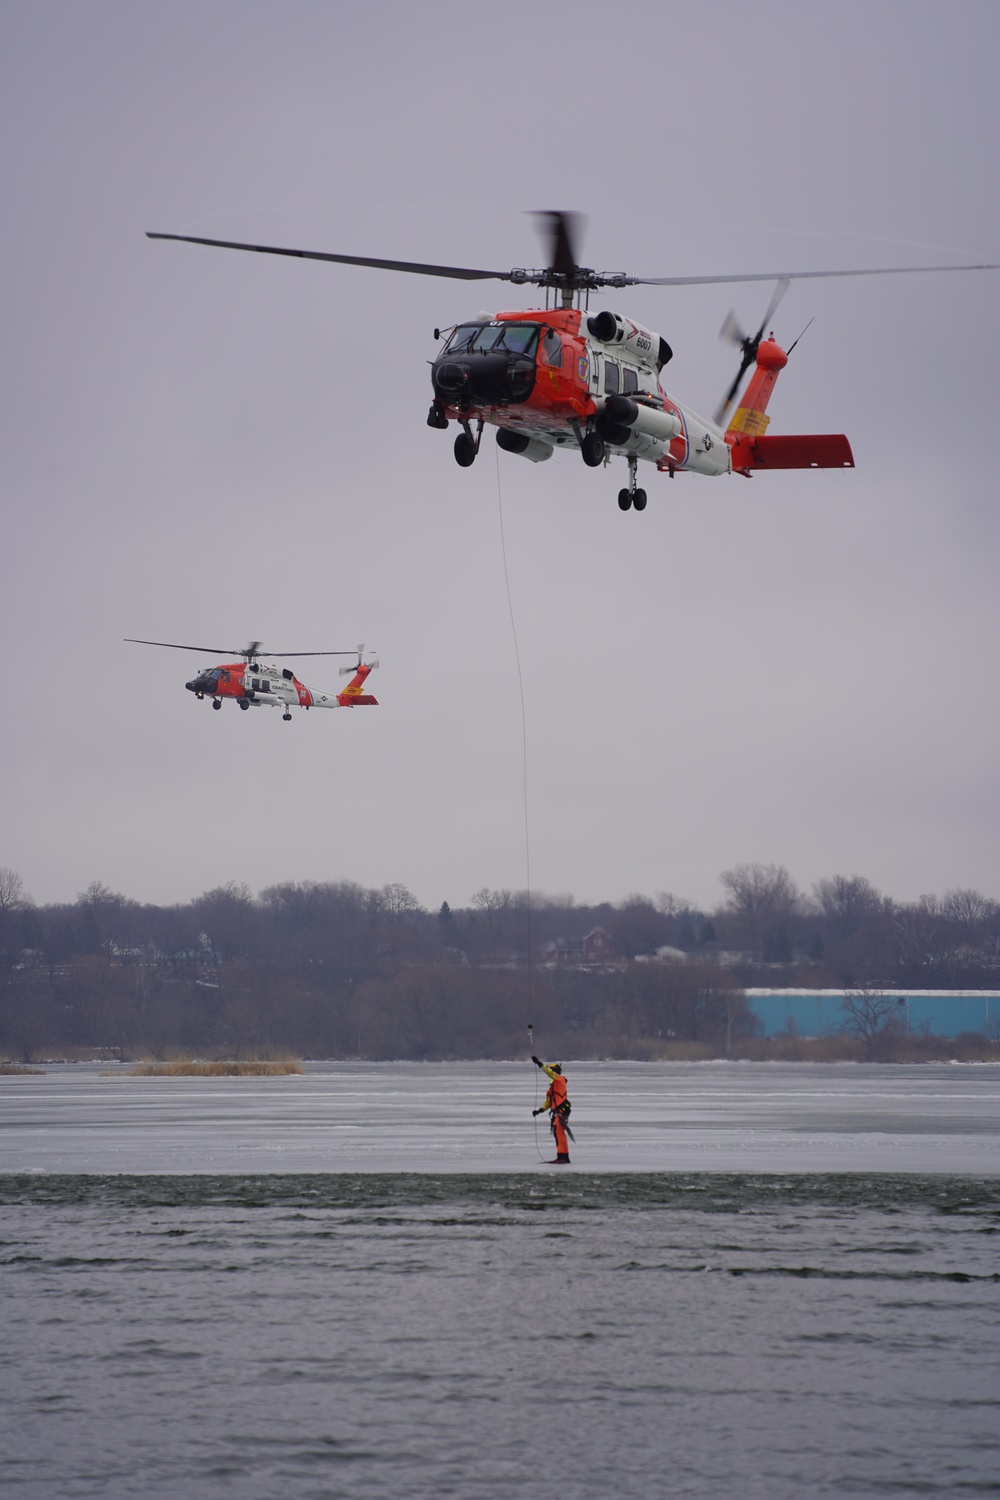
[714,277,790,427]
[339,644,379,676]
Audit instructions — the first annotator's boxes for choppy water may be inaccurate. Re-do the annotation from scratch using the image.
[2,1172,999,1498]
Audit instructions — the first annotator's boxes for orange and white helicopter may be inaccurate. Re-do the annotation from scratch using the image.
[148,213,997,512]
[125,638,378,720]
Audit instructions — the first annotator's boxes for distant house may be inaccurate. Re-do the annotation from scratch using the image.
[541,927,615,967]
[583,928,612,964]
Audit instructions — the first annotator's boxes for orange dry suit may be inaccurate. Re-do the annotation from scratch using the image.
[539,1062,571,1159]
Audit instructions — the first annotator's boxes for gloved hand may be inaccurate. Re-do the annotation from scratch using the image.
[532,1107,544,1116]
[531,1055,542,1067]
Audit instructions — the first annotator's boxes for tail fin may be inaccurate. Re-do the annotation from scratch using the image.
[337,662,379,707]
[725,336,787,440]
[726,336,855,474]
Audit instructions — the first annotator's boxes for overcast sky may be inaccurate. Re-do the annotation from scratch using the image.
[2,0,998,914]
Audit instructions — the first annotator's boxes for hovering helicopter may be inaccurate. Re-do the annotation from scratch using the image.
[147,213,998,512]
[125,638,378,720]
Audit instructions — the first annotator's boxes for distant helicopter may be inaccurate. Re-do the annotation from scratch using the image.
[125,638,378,720]
[147,212,998,511]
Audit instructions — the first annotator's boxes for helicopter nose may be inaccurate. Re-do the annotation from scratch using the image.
[186,675,210,694]
[432,352,535,407]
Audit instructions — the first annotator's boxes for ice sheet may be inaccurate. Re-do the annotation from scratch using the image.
[2,1060,998,1175]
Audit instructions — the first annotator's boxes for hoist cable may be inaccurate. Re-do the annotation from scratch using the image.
[494,447,545,1162]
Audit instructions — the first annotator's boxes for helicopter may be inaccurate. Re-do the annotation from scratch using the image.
[125,638,378,720]
[147,213,998,512]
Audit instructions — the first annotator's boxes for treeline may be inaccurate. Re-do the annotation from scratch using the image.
[0,865,998,1061]
[0,952,750,1065]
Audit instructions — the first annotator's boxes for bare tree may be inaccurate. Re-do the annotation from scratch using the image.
[892,896,947,979]
[941,888,990,927]
[375,883,424,920]
[655,892,690,917]
[75,880,140,961]
[470,888,512,938]
[0,868,33,968]
[940,889,1000,953]
[840,987,906,1058]
[0,868,30,915]
[720,863,800,957]
[815,874,889,938]
[191,882,256,961]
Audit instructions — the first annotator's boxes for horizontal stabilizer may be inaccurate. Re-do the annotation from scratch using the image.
[338,693,379,707]
[730,433,854,472]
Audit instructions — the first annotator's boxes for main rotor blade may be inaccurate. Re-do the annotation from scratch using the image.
[634,262,999,286]
[147,232,512,282]
[533,210,583,277]
[125,638,362,658]
[125,637,236,655]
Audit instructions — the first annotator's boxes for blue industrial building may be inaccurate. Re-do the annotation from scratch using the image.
[744,989,1000,1039]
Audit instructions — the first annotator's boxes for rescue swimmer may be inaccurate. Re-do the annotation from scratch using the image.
[531,1055,573,1164]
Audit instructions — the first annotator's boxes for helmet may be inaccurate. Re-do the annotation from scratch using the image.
[551,1063,562,1074]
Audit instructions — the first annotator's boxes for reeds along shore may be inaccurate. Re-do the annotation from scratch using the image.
[7,1030,1000,1071]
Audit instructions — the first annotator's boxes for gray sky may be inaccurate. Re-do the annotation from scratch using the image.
[2,0,998,913]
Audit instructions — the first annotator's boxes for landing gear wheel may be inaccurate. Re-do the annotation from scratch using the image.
[212,699,222,710]
[454,432,476,467]
[618,489,632,511]
[282,712,292,721]
[580,431,605,468]
[633,488,647,511]
[238,699,249,711]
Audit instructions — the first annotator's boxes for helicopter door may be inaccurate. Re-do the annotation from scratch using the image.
[589,352,601,397]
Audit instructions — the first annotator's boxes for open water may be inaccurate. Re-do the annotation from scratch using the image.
[2,1063,999,1497]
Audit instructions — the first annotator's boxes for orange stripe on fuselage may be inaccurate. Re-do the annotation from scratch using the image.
[214,662,247,698]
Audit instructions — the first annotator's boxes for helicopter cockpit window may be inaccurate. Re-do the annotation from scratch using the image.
[604,360,620,396]
[540,328,563,367]
[623,366,638,394]
[495,323,539,355]
[444,322,539,356]
[471,325,502,351]
[444,324,482,353]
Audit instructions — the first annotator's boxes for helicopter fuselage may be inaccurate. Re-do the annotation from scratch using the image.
[430,307,731,476]
[185,659,377,713]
